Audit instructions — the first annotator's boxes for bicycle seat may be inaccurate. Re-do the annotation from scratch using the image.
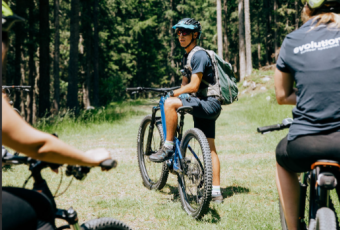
[311,160,340,169]
[177,106,193,115]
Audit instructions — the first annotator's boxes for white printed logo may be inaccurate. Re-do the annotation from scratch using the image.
[293,37,340,54]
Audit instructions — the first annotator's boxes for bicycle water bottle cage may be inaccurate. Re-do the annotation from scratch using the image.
[317,172,337,190]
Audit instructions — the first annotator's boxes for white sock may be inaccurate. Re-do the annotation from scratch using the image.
[164,140,174,150]
[212,186,221,197]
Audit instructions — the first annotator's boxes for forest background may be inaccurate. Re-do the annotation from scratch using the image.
[3,0,303,124]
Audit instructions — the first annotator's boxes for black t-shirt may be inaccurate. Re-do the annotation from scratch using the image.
[277,19,340,141]
[182,49,215,89]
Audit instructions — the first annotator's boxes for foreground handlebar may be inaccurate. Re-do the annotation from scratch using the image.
[257,118,293,134]
[100,159,118,169]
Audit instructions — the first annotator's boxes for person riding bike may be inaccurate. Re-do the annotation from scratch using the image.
[148,18,223,204]
[2,2,112,229]
[274,1,340,229]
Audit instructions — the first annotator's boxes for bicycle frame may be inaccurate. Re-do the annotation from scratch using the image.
[146,96,201,175]
[298,164,339,225]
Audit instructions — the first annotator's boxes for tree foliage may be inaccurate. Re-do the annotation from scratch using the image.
[4,0,303,120]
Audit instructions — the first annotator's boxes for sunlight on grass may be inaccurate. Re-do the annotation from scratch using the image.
[4,78,338,230]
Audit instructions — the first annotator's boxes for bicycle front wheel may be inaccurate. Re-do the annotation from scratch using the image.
[137,115,169,190]
[315,208,337,230]
[178,128,212,219]
[81,217,132,230]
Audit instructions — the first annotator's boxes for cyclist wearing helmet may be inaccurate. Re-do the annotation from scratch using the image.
[2,2,111,229]
[149,18,223,203]
[275,0,340,229]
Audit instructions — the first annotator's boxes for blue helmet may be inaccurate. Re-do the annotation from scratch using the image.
[173,18,202,39]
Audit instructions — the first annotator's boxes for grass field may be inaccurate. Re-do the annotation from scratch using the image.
[3,72,339,229]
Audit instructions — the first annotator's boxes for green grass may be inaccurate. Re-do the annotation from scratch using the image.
[3,73,339,229]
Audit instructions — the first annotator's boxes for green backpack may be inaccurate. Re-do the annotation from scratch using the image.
[185,46,238,105]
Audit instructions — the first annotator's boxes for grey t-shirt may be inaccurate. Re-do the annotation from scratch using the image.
[182,49,215,89]
[276,19,340,141]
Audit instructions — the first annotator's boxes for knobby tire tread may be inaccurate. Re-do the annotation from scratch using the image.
[80,217,132,230]
[316,208,337,230]
[137,115,169,190]
[178,128,212,219]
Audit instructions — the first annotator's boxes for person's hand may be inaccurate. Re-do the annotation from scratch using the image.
[178,93,190,100]
[84,148,111,169]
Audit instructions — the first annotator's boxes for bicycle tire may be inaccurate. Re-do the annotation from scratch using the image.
[178,128,212,219]
[80,217,132,230]
[315,208,337,230]
[278,199,288,230]
[137,115,169,190]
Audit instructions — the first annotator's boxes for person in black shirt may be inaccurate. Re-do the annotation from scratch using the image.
[149,18,223,203]
[275,1,340,229]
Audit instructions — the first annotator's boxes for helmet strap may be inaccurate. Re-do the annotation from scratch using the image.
[184,33,196,49]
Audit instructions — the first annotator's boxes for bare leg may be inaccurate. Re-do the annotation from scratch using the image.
[164,97,183,142]
[276,162,300,230]
[208,138,220,186]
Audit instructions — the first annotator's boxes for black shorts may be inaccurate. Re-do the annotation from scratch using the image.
[180,96,221,139]
[276,132,340,172]
[2,187,55,230]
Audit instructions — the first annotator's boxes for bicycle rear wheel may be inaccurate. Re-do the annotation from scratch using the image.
[81,217,132,230]
[315,208,337,230]
[137,115,169,190]
[178,128,212,219]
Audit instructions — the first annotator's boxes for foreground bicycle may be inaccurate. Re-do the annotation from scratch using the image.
[126,87,213,219]
[258,118,339,230]
[2,150,132,230]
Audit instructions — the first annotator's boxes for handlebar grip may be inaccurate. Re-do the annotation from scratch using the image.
[257,124,282,134]
[100,159,118,169]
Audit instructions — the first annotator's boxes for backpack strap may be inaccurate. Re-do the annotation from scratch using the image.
[184,46,205,71]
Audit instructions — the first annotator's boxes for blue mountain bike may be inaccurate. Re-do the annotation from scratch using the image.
[127,87,213,219]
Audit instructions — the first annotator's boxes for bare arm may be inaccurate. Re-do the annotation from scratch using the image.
[173,73,203,96]
[2,98,110,166]
[274,68,297,105]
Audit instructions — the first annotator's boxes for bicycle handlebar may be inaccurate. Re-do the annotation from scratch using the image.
[126,86,180,93]
[257,118,293,134]
[2,86,31,90]
[2,152,117,180]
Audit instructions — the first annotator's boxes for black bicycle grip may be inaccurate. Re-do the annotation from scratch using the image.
[257,124,282,134]
[100,159,118,169]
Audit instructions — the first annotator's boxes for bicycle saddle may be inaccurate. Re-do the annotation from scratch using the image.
[177,106,193,115]
[311,160,340,169]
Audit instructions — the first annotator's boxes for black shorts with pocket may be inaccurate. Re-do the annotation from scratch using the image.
[180,96,221,139]
[276,132,340,173]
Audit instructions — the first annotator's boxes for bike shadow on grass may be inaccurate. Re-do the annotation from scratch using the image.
[222,186,250,198]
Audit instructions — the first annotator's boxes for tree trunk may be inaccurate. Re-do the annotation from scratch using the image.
[169,0,176,86]
[244,0,252,75]
[274,0,278,62]
[223,0,229,62]
[217,0,223,58]
[84,0,92,109]
[257,13,261,68]
[295,0,299,30]
[27,0,36,124]
[53,0,60,112]
[238,0,246,81]
[264,0,271,65]
[67,0,80,111]
[93,0,99,106]
[39,0,50,117]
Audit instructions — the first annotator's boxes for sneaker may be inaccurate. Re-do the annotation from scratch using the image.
[211,195,223,204]
[149,146,174,163]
